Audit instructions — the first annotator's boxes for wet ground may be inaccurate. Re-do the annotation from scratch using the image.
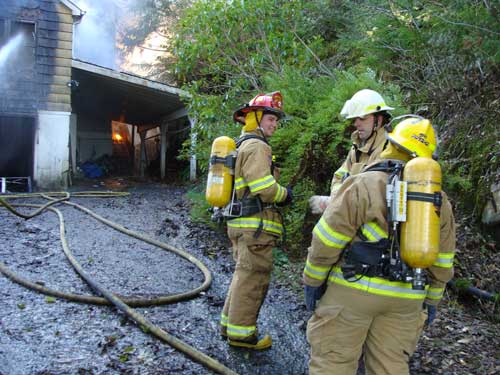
[1,180,498,375]
[0,182,309,375]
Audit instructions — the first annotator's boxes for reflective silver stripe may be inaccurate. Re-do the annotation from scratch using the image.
[360,222,387,241]
[303,259,330,281]
[433,252,454,268]
[248,175,275,192]
[334,167,348,179]
[220,313,228,326]
[313,217,351,249]
[227,217,283,235]
[274,185,286,202]
[426,287,444,300]
[329,267,427,299]
[227,324,256,337]
[235,178,247,190]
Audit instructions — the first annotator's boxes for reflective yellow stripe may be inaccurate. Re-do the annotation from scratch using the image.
[221,313,257,338]
[220,313,228,326]
[227,217,283,235]
[227,323,256,338]
[365,102,387,112]
[248,175,276,192]
[426,287,444,300]
[360,222,388,241]
[432,252,454,268]
[304,259,331,281]
[273,185,286,202]
[235,177,247,190]
[313,217,352,249]
[334,167,348,179]
[329,266,427,300]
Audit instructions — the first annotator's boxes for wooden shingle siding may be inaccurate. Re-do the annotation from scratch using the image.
[37,29,72,42]
[38,37,72,50]
[37,56,72,68]
[37,20,72,33]
[38,46,72,59]
[40,10,73,24]
[36,65,71,77]
[37,1,74,112]
[1,0,76,114]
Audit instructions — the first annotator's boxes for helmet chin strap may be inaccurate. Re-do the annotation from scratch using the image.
[254,111,269,141]
[254,111,261,127]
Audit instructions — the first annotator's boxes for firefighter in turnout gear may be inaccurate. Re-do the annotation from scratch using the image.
[220,91,292,350]
[309,89,394,214]
[303,116,456,374]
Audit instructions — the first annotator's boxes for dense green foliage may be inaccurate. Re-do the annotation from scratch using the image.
[169,0,499,254]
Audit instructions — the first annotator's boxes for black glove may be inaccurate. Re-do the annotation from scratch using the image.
[276,186,293,207]
[424,303,437,326]
[304,284,326,311]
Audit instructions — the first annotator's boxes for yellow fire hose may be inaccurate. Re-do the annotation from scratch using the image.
[0,192,238,375]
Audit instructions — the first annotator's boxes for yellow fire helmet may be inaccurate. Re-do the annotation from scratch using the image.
[382,115,438,159]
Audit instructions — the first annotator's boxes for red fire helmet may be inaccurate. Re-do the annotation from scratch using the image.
[233,91,285,124]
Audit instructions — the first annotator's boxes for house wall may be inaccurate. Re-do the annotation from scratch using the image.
[0,0,75,189]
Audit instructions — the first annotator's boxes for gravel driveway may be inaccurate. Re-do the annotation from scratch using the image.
[0,182,309,375]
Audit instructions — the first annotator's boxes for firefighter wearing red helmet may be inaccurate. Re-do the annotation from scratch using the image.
[303,116,456,374]
[220,91,292,350]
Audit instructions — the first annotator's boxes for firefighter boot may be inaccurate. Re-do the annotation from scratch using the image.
[228,334,272,350]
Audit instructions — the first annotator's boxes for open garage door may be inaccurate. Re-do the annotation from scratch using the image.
[0,116,35,189]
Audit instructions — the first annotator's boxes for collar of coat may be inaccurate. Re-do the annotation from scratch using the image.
[351,127,386,153]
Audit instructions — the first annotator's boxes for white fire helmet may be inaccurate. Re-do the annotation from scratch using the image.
[340,89,394,119]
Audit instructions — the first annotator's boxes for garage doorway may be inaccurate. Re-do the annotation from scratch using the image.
[0,115,35,180]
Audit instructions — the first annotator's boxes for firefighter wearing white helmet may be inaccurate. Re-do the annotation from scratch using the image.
[303,116,456,375]
[220,91,292,350]
[309,89,394,214]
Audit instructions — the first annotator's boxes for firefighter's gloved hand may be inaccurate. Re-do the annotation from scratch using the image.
[304,284,326,311]
[424,303,437,326]
[309,195,329,214]
[277,186,293,207]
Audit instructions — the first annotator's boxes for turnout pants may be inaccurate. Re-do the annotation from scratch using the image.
[307,284,427,375]
[221,229,276,342]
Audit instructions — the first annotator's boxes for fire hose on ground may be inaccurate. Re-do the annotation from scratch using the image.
[0,192,238,375]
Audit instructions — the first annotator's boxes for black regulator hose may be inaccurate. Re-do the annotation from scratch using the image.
[0,194,238,375]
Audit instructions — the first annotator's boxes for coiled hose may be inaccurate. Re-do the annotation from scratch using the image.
[0,192,238,375]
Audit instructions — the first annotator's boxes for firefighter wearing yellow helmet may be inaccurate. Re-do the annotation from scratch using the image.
[220,91,292,350]
[309,89,394,214]
[303,116,456,374]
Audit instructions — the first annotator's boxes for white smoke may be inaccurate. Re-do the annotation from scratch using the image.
[73,0,129,69]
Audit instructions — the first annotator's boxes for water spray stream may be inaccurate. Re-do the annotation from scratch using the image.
[0,34,24,70]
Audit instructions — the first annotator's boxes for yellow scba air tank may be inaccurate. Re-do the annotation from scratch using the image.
[401,157,442,268]
[206,136,236,207]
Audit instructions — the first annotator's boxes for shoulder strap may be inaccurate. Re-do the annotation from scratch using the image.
[363,160,403,174]
[236,134,269,148]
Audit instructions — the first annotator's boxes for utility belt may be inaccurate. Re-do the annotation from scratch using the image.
[224,197,274,219]
[340,239,427,284]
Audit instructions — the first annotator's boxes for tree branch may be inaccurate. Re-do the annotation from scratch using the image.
[293,31,335,78]
[434,14,500,35]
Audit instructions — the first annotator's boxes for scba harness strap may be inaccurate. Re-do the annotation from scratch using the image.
[227,134,276,238]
